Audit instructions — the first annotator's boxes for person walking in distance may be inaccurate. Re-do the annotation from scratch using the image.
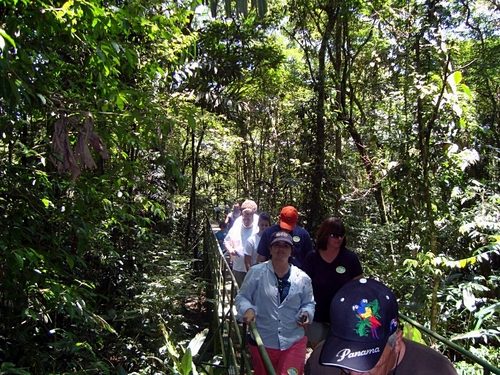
[215,221,228,251]
[225,200,241,230]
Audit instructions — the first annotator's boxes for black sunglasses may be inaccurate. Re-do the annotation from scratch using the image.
[329,233,344,239]
[277,278,283,294]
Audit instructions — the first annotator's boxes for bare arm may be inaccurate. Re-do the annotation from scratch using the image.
[244,255,252,271]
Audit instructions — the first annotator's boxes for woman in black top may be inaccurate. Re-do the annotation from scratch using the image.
[301,217,363,348]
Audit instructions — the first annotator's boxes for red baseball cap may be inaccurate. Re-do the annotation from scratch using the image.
[279,206,298,231]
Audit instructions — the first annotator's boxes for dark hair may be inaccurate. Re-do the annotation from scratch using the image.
[219,221,227,229]
[315,217,347,250]
[259,212,271,224]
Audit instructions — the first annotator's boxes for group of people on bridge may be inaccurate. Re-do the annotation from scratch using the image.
[215,199,458,375]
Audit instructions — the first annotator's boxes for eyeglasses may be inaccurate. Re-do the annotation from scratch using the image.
[276,277,291,303]
[329,233,344,239]
[277,278,283,294]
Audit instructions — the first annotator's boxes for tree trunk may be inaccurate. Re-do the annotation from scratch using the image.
[305,5,336,231]
[186,118,208,258]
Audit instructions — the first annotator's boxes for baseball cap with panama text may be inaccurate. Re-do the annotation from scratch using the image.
[320,278,399,372]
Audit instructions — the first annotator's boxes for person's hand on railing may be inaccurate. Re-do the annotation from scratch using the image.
[297,313,309,329]
[243,308,256,324]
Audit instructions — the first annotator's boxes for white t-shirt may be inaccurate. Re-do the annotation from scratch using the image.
[224,222,258,272]
[244,232,262,267]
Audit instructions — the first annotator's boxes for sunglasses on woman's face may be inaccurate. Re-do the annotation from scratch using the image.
[329,233,344,239]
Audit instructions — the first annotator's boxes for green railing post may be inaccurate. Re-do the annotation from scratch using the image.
[249,321,277,375]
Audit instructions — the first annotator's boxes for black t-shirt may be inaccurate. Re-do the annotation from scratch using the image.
[301,249,363,323]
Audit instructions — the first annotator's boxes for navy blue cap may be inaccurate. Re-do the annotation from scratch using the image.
[320,278,399,372]
[270,231,293,247]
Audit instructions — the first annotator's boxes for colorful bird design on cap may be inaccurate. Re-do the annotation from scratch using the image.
[352,298,382,339]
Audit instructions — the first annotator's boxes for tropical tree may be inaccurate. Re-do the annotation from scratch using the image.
[1,0,202,372]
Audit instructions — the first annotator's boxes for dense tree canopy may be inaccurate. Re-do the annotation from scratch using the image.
[1,0,499,373]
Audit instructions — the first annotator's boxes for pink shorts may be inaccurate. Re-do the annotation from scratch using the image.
[248,335,307,375]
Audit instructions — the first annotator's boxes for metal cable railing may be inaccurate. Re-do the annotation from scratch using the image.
[198,216,500,375]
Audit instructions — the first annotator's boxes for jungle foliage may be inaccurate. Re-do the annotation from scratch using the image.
[1,0,500,373]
